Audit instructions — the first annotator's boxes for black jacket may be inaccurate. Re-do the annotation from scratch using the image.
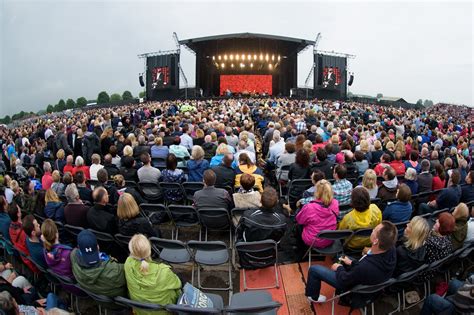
[87,204,117,234]
[311,160,334,180]
[394,243,426,276]
[212,164,236,189]
[288,164,311,181]
[118,216,158,237]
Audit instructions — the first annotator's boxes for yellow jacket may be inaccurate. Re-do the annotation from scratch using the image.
[338,204,382,249]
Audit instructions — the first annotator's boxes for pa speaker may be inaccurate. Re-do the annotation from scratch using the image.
[348,74,354,86]
[139,74,145,87]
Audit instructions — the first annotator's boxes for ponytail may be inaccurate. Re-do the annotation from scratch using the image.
[139,258,149,274]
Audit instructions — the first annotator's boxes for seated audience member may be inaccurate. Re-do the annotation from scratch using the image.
[89,154,104,181]
[404,150,421,173]
[275,142,296,182]
[124,234,181,312]
[232,173,261,209]
[419,169,462,215]
[235,153,264,192]
[120,155,139,182]
[461,170,474,202]
[87,187,117,234]
[300,170,326,203]
[288,149,312,181]
[343,151,359,180]
[169,136,190,166]
[394,216,430,276]
[420,276,474,315]
[305,221,397,303]
[117,193,158,237]
[354,151,369,177]
[187,145,210,182]
[202,135,218,160]
[50,170,65,197]
[417,159,433,193]
[72,156,90,179]
[236,187,287,242]
[339,187,382,249]
[0,291,69,315]
[210,143,230,167]
[194,169,233,211]
[422,212,455,280]
[137,152,161,183]
[211,153,236,189]
[8,204,39,273]
[0,196,12,251]
[332,164,353,205]
[432,163,446,191]
[383,183,413,228]
[63,155,75,175]
[44,189,65,222]
[64,183,89,228]
[74,170,93,203]
[390,150,406,176]
[296,180,339,251]
[22,215,47,269]
[373,153,391,176]
[404,167,418,195]
[159,153,187,203]
[42,162,54,190]
[358,169,378,199]
[450,202,468,249]
[311,148,334,180]
[150,136,169,159]
[103,154,120,178]
[377,166,399,202]
[97,168,119,205]
[113,174,145,205]
[71,230,127,297]
[33,190,46,218]
[0,263,36,306]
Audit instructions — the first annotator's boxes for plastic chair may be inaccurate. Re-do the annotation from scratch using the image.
[225,290,282,314]
[160,182,186,205]
[149,237,192,264]
[114,234,132,252]
[75,284,118,315]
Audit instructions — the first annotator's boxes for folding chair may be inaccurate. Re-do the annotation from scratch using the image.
[389,264,430,313]
[75,284,118,315]
[138,182,163,203]
[166,293,224,314]
[286,179,313,209]
[197,208,232,245]
[160,182,186,205]
[225,290,282,314]
[151,157,167,169]
[305,230,354,267]
[149,237,192,265]
[47,269,87,314]
[182,182,205,205]
[235,240,280,290]
[114,234,132,252]
[64,224,85,240]
[344,227,374,257]
[114,296,165,312]
[167,205,200,240]
[349,278,397,315]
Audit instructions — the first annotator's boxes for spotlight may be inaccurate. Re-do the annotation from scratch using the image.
[247,54,251,60]
[260,54,263,61]
[212,56,215,60]
[268,63,273,69]
[278,55,281,61]
[240,63,245,68]
[218,55,221,60]
[242,54,245,60]
[236,54,239,61]
[224,55,228,60]
[221,63,225,68]
[231,63,234,68]
[250,63,253,68]
[230,54,234,60]
[272,55,275,61]
[265,54,269,61]
[254,54,257,60]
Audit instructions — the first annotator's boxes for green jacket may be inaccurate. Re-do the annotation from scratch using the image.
[71,248,127,298]
[124,257,181,315]
[451,218,467,250]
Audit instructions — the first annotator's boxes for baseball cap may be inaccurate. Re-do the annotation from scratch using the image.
[77,230,100,265]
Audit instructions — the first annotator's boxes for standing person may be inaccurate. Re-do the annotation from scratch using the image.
[124,234,181,314]
[305,221,397,303]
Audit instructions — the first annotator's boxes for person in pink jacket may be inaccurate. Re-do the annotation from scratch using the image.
[296,179,340,250]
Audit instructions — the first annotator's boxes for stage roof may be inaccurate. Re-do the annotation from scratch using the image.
[179,33,315,54]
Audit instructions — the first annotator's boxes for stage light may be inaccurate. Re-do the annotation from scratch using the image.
[240,63,245,68]
[241,54,245,60]
[212,56,215,60]
[272,55,275,61]
[231,63,234,68]
[265,54,269,61]
[221,63,225,68]
[248,54,251,60]
[250,63,253,68]
[224,55,228,60]
[218,55,221,60]
[230,54,234,60]
[268,63,273,69]
[260,54,263,61]
[278,55,281,61]
[236,54,239,60]
[254,54,257,60]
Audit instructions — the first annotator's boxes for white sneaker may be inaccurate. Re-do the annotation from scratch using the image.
[307,295,327,303]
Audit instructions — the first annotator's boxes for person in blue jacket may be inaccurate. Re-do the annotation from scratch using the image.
[383,184,413,235]
[187,146,210,182]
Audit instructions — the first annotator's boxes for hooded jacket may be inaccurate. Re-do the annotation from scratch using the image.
[82,131,100,165]
[187,159,210,182]
[296,199,339,248]
[124,258,181,315]
[451,218,468,250]
[44,201,65,222]
[235,164,264,192]
[71,248,127,297]
[338,204,382,249]
[394,242,426,276]
[377,178,398,201]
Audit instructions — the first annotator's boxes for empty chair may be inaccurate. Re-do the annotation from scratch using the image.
[139,203,169,224]
[286,179,313,209]
[236,240,279,290]
[65,224,85,239]
[160,182,186,205]
[166,293,224,314]
[75,284,118,315]
[167,205,200,240]
[138,182,163,203]
[182,182,205,204]
[306,230,354,267]
[149,237,191,264]
[114,296,165,313]
[114,233,132,252]
[225,290,282,315]
[187,240,232,298]
[197,208,232,244]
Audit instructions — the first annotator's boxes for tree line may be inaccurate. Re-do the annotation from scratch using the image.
[0,90,145,125]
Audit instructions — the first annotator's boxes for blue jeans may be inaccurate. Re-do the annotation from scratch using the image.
[46,293,67,311]
[305,265,344,299]
[420,279,464,315]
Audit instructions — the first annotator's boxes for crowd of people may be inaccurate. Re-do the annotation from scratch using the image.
[0,97,473,313]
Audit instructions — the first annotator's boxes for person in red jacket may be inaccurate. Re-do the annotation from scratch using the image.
[390,150,406,176]
[62,155,75,175]
[374,153,391,176]
[8,204,39,273]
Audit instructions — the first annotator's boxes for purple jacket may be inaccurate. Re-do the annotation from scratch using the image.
[296,199,339,248]
[44,243,84,294]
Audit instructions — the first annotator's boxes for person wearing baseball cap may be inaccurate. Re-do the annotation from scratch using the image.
[70,230,126,298]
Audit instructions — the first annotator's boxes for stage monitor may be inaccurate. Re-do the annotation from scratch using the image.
[314,54,347,99]
[220,74,272,96]
[146,54,179,100]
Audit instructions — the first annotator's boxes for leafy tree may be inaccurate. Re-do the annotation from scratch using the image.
[76,97,88,108]
[1,115,11,124]
[66,98,76,109]
[416,99,423,105]
[46,104,54,113]
[110,93,122,102]
[56,99,66,112]
[139,91,146,98]
[122,90,134,101]
[423,99,434,107]
[97,91,110,104]
[376,93,383,98]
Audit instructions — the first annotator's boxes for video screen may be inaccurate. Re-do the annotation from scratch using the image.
[322,67,342,89]
[220,75,272,96]
[151,66,170,89]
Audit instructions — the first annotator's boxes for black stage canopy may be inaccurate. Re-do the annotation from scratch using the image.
[179,33,314,97]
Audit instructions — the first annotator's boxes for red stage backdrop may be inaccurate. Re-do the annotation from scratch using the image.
[220,75,272,95]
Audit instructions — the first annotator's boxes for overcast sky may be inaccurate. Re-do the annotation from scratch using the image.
[1,0,472,117]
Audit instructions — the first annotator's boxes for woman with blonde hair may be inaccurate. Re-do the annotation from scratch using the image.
[210,143,229,167]
[100,126,114,156]
[358,169,378,199]
[451,202,468,249]
[124,234,181,314]
[296,179,340,250]
[394,216,430,276]
[370,140,384,164]
[44,189,65,222]
[150,137,169,160]
[187,145,209,182]
[117,193,158,237]
[51,170,65,196]
[394,136,406,157]
[55,149,66,173]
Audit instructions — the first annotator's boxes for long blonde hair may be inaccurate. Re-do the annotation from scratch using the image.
[315,179,334,206]
[41,219,58,252]
[128,234,152,274]
[45,189,61,203]
[117,193,140,219]
[404,216,430,250]
[362,169,377,190]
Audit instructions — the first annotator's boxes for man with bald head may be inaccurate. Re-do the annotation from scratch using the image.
[86,187,117,233]
[212,153,236,189]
